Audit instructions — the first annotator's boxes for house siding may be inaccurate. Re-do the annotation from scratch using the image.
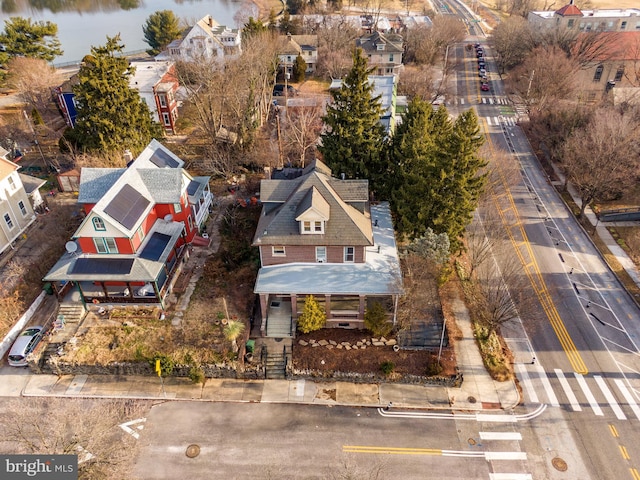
[260,245,365,266]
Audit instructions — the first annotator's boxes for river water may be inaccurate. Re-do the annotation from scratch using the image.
[0,0,246,65]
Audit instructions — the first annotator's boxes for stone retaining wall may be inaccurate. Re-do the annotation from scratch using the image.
[290,367,463,387]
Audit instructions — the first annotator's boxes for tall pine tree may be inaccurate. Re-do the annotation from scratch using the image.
[72,35,162,154]
[319,48,385,186]
[388,99,486,252]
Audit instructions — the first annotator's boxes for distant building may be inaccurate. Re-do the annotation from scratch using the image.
[276,34,318,76]
[161,15,241,62]
[356,31,404,75]
[528,1,640,32]
[129,61,180,135]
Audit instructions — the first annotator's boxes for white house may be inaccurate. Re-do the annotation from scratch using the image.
[162,15,241,62]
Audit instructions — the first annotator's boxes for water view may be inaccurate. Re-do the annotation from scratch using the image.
[0,0,246,65]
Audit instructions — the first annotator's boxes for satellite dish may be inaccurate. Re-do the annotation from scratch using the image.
[65,241,78,253]
[163,214,173,223]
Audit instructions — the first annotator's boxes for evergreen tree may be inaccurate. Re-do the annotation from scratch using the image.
[267,9,278,32]
[72,35,163,154]
[242,17,267,42]
[142,10,182,56]
[319,48,385,185]
[0,17,62,64]
[388,99,486,252]
[293,54,306,82]
[297,295,326,333]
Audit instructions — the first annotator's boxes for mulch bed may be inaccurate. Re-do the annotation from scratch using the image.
[292,329,456,377]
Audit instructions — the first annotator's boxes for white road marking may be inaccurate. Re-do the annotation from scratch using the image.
[515,363,538,403]
[537,367,560,407]
[119,418,147,439]
[479,432,522,440]
[476,414,518,423]
[485,451,527,460]
[555,369,582,411]
[574,373,603,416]
[489,475,532,480]
[595,376,626,420]
[614,379,640,420]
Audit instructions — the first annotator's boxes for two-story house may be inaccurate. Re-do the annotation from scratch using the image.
[162,15,242,62]
[277,34,318,76]
[355,31,404,75]
[43,140,213,307]
[252,160,403,337]
[129,61,180,135]
[0,149,39,256]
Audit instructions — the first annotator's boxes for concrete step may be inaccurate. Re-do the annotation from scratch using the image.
[266,317,292,337]
[58,304,86,324]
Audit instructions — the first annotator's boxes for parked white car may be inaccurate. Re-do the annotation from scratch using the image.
[8,326,43,367]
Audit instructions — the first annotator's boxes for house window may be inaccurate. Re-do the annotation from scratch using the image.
[579,22,585,30]
[636,22,640,30]
[94,237,118,254]
[389,54,394,62]
[344,246,355,262]
[272,246,286,256]
[585,23,592,32]
[314,221,323,232]
[303,221,311,233]
[188,215,194,231]
[163,113,171,125]
[174,202,182,213]
[18,200,27,216]
[4,213,14,230]
[377,44,384,51]
[137,226,145,243]
[159,95,167,107]
[316,246,327,262]
[567,19,574,28]
[7,175,15,190]
[621,21,627,30]
[92,217,106,231]
[593,65,604,82]
[615,66,625,82]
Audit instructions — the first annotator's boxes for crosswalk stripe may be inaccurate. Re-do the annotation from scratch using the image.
[482,98,487,104]
[538,368,560,407]
[595,376,626,420]
[555,369,582,411]
[614,379,640,420]
[575,373,604,416]
[485,451,527,460]
[489,475,532,480]
[489,98,494,104]
[515,364,538,403]
[480,432,523,440]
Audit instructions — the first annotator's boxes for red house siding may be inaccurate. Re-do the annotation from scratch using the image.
[260,245,365,266]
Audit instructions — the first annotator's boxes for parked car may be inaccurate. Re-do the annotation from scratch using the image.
[481,83,490,91]
[478,61,486,69]
[476,50,483,58]
[473,43,481,49]
[479,68,487,77]
[480,75,488,82]
[273,84,297,96]
[8,326,43,367]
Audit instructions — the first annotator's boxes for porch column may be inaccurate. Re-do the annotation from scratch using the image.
[359,295,366,320]
[324,294,331,319]
[259,294,268,337]
[290,294,298,320]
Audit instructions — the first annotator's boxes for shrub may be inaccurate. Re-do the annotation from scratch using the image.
[152,354,174,376]
[364,302,392,337]
[297,295,326,333]
[426,361,443,376]
[380,361,395,375]
[189,366,205,384]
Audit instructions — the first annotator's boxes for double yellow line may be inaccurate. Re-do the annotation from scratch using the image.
[482,119,588,374]
[343,445,442,456]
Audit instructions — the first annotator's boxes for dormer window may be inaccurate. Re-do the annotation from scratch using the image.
[377,43,385,51]
[302,220,324,234]
[92,217,106,231]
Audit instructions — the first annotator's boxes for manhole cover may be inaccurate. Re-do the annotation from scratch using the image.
[468,438,476,445]
[468,396,477,404]
[185,444,200,458]
[551,457,567,471]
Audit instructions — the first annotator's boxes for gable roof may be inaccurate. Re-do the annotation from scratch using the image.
[0,156,18,180]
[356,31,404,54]
[253,161,373,247]
[75,139,188,237]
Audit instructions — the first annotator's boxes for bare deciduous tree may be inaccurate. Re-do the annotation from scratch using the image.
[492,16,534,73]
[284,101,324,167]
[0,398,150,479]
[404,17,465,66]
[313,15,361,80]
[5,57,62,115]
[398,64,438,101]
[562,109,640,218]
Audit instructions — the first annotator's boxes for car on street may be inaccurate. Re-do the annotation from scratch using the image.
[480,75,488,82]
[478,68,486,77]
[478,61,486,69]
[476,50,483,58]
[8,326,43,366]
[481,83,490,91]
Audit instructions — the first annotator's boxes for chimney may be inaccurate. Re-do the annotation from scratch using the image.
[208,16,213,28]
[341,173,345,180]
[123,150,133,163]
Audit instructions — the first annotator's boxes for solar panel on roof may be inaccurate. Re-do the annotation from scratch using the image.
[187,180,200,196]
[149,148,179,168]
[104,184,150,230]
[71,257,134,275]
[140,232,171,261]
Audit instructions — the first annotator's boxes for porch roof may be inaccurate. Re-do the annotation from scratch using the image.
[254,202,403,296]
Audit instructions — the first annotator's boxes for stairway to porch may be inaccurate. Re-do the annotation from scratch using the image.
[266,315,293,337]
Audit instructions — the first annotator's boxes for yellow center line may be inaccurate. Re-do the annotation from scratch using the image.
[482,118,588,374]
[620,445,631,461]
[343,445,442,456]
[609,424,619,437]
[630,467,640,480]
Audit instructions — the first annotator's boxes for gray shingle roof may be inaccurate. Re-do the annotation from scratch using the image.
[77,168,127,204]
[138,169,183,204]
[356,31,404,54]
